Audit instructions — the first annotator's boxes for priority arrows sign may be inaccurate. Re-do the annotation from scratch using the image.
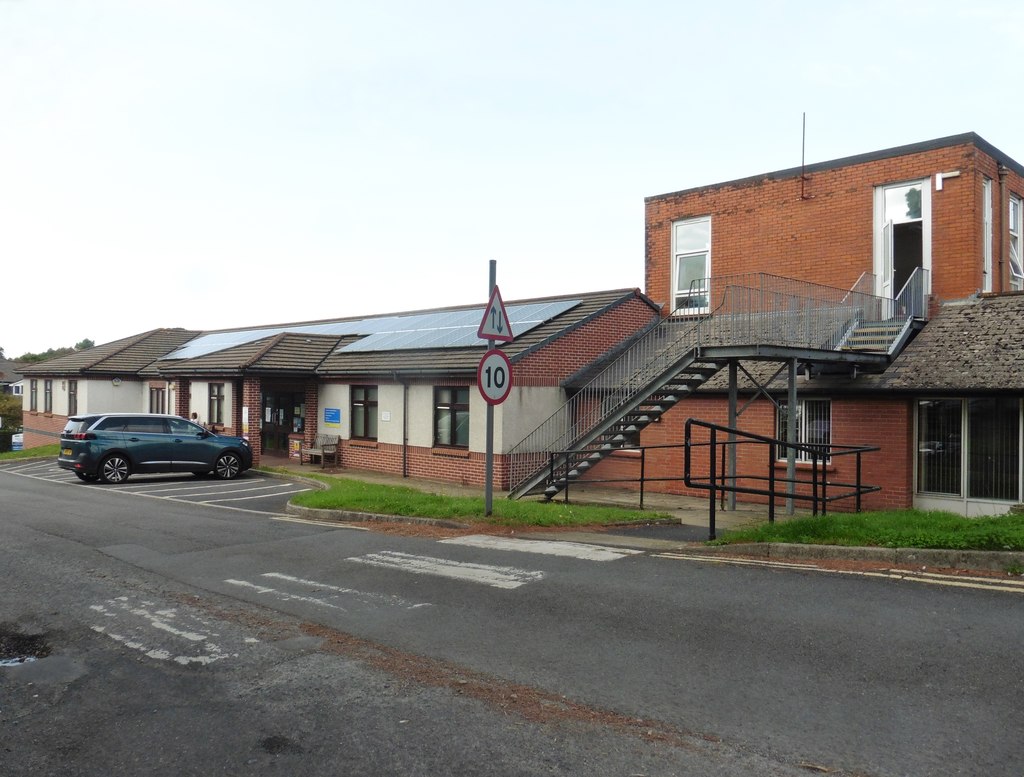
[477,286,514,343]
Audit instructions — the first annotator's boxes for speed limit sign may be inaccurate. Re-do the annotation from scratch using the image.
[477,348,513,405]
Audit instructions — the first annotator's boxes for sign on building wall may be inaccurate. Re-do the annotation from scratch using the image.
[324,407,341,427]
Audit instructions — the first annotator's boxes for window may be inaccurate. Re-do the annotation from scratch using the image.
[208,383,225,425]
[968,397,1019,500]
[434,387,469,448]
[12,384,22,396]
[44,380,53,413]
[351,385,378,440]
[30,380,37,411]
[672,217,711,312]
[776,399,831,462]
[149,387,166,414]
[123,417,168,433]
[917,399,962,495]
[68,380,78,416]
[983,178,993,293]
[1010,195,1022,291]
[918,398,1021,501]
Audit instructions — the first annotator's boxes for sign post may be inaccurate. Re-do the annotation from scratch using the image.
[479,261,514,516]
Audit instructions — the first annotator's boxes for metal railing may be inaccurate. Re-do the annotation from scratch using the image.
[684,418,880,539]
[506,271,926,496]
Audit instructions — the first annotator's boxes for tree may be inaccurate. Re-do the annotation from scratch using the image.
[16,338,94,363]
[0,392,21,431]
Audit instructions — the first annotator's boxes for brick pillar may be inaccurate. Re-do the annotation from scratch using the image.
[174,378,191,418]
[231,379,244,434]
[242,376,262,465]
[304,380,319,447]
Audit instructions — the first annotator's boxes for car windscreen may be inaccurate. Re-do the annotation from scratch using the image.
[61,419,91,436]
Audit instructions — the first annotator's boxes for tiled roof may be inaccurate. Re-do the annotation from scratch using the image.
[18,289,657,382]
[19,329,200,376]
[155,333,355,376]
[0,359,25,384]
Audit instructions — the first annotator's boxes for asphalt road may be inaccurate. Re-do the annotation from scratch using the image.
[2,463,1023,776]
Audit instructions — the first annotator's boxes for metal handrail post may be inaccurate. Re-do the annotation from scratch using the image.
[709,426,717,540]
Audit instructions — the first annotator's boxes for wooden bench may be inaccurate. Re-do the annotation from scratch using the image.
[300,434,340,468]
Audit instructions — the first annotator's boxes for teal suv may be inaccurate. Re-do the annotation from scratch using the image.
[59,413,253,483]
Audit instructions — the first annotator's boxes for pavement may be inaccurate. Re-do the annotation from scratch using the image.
[270,459,1024,575]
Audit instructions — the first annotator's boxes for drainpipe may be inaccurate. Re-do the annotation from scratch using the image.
[998,164,1010,293]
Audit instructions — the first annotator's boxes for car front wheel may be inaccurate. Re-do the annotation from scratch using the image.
[99,455,131,484]
[214,452,241,480]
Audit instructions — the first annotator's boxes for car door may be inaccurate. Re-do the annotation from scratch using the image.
[167,417,218,473]
[122,416,174,473]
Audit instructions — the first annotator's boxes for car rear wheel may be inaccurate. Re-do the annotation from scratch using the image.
[98,455,131,484]
[214,452,241,480]
[74,472,99,482]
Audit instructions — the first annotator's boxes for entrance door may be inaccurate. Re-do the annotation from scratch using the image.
[875,181,930,306]
[261,389,305,454]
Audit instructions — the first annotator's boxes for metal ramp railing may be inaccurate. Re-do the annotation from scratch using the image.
[507,270,928,500]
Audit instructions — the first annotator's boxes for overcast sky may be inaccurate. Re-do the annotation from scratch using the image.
[2,0,1022,358]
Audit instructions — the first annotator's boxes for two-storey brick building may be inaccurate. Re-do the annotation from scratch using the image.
[507,133,1024,517]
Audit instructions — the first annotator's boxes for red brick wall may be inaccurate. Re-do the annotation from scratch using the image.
[579,395,914,512]
[340,439,503,489]
[242,377,262,463]
[515,293,659,386]
[23,411,67,448]
[645,141,1009,312]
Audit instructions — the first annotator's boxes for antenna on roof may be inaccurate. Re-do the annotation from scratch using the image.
[801,112,814,200]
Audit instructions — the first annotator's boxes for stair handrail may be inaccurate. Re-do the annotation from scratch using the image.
[506,272,896,494]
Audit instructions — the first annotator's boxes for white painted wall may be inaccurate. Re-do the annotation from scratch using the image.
[318,383,348,438]
[84,379,145,413]
[311,381,564,455]
[497,386,567,453]
[377,384,405,445]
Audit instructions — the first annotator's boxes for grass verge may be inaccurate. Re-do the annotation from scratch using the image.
[286,473,671,528]
[713,509,1024,552]
[0,444,60,461]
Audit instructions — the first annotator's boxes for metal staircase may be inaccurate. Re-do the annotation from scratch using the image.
[507,270,929,501]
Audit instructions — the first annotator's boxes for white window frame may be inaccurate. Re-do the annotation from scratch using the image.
[671,216,711,314]
[1010,195,1023,291]
[873,179,932,299]
[982,178,993,293]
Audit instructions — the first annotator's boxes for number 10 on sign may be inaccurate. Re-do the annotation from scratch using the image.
[477,348,513,405]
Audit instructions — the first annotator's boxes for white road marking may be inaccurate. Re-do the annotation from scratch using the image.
[88,597,239,665]
[655,553,1024,594]
[440,534,643,561]
[260,572,431,609]
[346,551,545,589]
[223,579,346,610]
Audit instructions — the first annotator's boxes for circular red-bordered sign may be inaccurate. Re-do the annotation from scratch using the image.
[477,348,514,405]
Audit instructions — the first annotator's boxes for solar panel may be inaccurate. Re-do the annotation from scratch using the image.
[163,299,581,360]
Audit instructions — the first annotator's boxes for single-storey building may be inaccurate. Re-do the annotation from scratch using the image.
[20,289,660,487]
